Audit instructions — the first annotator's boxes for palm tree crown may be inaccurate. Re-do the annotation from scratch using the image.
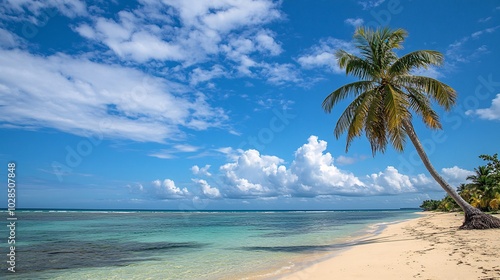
[323,27,456,154]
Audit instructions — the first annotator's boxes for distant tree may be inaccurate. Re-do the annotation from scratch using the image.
[420,200,441,211]
[468,154,500,211]
[323,27,500,229]
[437,196,460,212]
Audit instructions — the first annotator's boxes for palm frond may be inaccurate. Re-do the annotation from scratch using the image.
[334,91,370,140]
[336,50,375,79]
[405,87,442,129]
[400,75,456,110]
[383,85,410,151]
[322,81,375,113]
[390,50,443,76]
[364,89,387,154]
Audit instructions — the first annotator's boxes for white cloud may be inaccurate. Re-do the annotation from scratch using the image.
[446,26,499,65]
[358,0,386,10]
[216,135,433,198]
[442,166,474,186]
[411,66,443,79]
[192,179,221,198]
[335,155,368,165]
[190,65,226,85]
[148,150,176,159]
[0,49,227,143]
[336,156,357,165]
[0,28,21,48]
[70,0,297,85]
[297,38,355,73]
[478,17,492,23]
[471,26,499,39]
[466,94,500,121]
[446,37,469,63]
[290,136,366,196]
[150,179,190,199]
[76,0,283,66]
[367,166,418,194]
[260,63,301,85]
[344,18,364,28]
[174,144,201,152]
[139,136,468,200]
[166,0,282,33]
[1,0,87,23]
[255,30,282,55]
[220,149,293,197]
[149,145,202,159]
[191,165,212,176]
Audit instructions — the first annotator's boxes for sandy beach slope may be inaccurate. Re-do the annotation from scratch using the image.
[280,213,500,280]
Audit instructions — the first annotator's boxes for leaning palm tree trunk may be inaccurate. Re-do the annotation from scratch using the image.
[403,120,500,229]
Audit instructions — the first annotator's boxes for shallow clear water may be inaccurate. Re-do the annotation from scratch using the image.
[1,210,418,279]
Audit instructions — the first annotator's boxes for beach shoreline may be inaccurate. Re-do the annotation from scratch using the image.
[240,213,421,280]
[272,212,500,280]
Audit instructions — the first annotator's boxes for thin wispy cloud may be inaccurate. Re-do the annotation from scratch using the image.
[0,48,226,143]
[344,18,364,28]
[446,26,499,64]
[357,0,386,10]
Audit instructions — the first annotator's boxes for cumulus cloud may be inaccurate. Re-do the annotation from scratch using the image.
[220,149,293,198]
[367,166,419,194]
[138,136,470,200]
[149,179,190,199]
[297,38,355,73]
[215,135,435,198]
[192,179,221,198]
[290,136,366,196]
[255,30,283,55]
[191,165,212,177]
[0,49,227,143]
[442,166,474,186]
[466,94,500,121]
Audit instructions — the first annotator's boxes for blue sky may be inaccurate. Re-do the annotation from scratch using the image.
[1,0,499,210]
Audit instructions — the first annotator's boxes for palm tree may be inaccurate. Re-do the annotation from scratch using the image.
[323,27,500,229]
[467,166,493,190]
[466,166,495,210]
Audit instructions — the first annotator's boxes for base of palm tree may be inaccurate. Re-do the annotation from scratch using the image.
[460,208,500,230]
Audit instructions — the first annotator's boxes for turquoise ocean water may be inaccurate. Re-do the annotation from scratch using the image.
[1,210,418,279]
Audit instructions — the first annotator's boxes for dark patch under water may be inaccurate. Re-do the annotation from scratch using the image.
[2,240,206,276]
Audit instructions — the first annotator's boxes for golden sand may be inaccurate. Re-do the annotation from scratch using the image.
[279,212,500,280]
